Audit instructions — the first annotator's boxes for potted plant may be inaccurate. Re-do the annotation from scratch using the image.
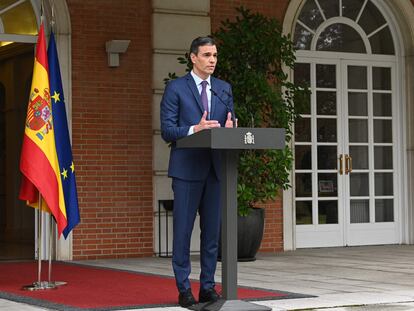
[166,7,309,260]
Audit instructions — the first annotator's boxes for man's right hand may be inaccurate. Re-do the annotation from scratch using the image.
[194,111,221,133]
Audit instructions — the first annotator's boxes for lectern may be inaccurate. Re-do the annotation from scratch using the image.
[177,127,285,311]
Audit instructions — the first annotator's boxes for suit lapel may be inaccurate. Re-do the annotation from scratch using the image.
[186,74,204,114]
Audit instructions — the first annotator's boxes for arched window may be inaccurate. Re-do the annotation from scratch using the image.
[0,0,39,46]
[293,0,395,55]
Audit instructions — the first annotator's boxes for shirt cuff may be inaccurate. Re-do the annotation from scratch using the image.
[188,125,195,136]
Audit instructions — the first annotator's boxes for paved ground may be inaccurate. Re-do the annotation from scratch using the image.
[2,245,414,310]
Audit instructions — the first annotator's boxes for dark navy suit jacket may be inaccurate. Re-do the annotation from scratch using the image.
[160,73,233,181]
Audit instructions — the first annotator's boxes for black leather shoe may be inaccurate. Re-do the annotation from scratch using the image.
[178,289,196,307]
[199,287,220,303]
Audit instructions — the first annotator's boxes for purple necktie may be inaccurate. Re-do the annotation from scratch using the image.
[201,80,208,114]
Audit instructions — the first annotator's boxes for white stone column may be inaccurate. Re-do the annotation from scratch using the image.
[152,0,211,255]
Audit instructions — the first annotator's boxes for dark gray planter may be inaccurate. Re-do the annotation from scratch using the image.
[218,207,265,262]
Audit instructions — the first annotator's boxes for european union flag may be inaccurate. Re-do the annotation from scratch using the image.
[48,31,80,238]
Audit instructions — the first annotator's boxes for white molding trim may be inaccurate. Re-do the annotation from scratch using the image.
[0,34,37,43]
[282,0,304,252]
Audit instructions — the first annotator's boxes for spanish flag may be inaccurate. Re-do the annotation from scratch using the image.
[19,23,67,237]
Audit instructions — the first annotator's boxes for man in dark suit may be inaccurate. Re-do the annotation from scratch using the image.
[160,36,235,308]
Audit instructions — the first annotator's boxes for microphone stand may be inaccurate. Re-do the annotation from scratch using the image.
[211,89,236,128]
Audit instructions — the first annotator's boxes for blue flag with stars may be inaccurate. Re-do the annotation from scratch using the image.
[48,31,80,238]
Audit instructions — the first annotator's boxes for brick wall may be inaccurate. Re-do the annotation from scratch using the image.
[67,0,153,259]
[256,198,284,252]
[210,0,289,253]
[211,0,289,32]
[63,0,414,258]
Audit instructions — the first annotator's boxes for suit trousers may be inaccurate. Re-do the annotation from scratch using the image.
[171,168,221,293]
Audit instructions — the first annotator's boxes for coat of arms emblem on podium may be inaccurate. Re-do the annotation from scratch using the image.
[244,132,255,145]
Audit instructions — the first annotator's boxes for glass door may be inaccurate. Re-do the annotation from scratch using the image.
[294,60,345,248]
[344,61,398,245]
[294,59,399,248]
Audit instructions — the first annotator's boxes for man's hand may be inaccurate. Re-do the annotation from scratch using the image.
[225,112,238,128]
[194,111,221,133]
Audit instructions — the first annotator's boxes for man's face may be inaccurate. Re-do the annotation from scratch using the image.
[190,44,217,79]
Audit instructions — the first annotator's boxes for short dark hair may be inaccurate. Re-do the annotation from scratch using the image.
[190,36,215,55]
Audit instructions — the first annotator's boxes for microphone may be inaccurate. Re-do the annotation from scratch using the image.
[210,88,236,128]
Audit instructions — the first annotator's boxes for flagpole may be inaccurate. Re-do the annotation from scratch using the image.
[48,214,52,283]
[47,218,67,287]
[23,194,56,290]
[37,194,42,285]
[21,0,78,291]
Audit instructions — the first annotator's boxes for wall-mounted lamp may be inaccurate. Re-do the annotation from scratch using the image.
[105,40,130,67]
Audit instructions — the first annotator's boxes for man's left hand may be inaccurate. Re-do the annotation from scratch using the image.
[225,112,237,128]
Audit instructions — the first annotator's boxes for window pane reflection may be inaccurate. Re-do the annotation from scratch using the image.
[318,0,339,19]
[318,173,337,197]
[374,120,392,143]
[317,119,337,142]
[375,173,393,196]
[296,173,312,197]
[318,146,337,169]
[350,173,369,196]
[316,64,336,88]
[349,119,368,143]
[373,93,392,116]
[375,199,394,222]
[296,201,313,224]
[348,92,368,116]
[350,199,369,223]
[348,66,367,89]
[358,1,386,35]
[349,146,368,169]
[316,23,366,53]
[373,67,391,90]
[298,93,311,115]
[294,63,311,86]
[298,0,324,31]
[295,145,312,169]
[370,27,395,55]
[295,63,311,114]
[342,0,364,21]
[294,24,313,50]
[317,91,336,115]
[318,200,338,224]
[295,118,311,142]
[374,146,393,169]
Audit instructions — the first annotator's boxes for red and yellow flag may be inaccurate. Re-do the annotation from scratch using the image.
[19,23,67,236]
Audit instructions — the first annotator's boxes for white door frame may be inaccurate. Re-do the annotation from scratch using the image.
[282,0,413,250]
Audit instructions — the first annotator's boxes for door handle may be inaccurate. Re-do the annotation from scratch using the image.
[345,154,352,174]
[339,154,344,175]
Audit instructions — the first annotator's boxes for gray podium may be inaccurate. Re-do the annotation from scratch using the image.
[177,127,285,311]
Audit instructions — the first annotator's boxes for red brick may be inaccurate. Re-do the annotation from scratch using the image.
[68,0,153,260]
